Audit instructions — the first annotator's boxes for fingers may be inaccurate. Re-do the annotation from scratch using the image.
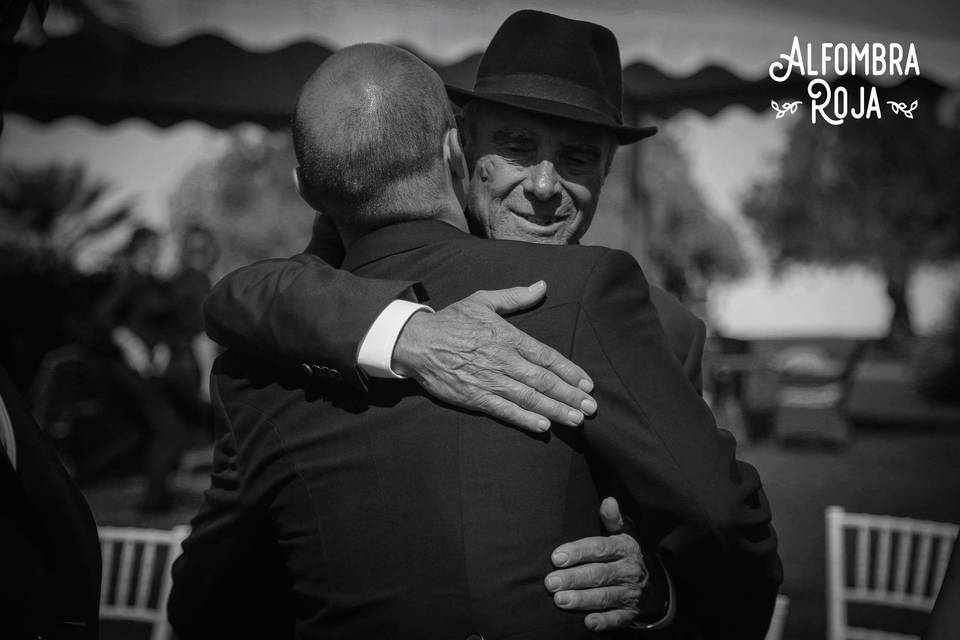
[599,497,625,534]
[414,284,596,431]
[470,281,547,315]
[493,366,590,426]
[509,354,596,418]
[514,333,593,394]
[473,394,550,433]
[551,533,639,568]
[551,585,640,612]
[584,609,637,633]
[544,559,643,592]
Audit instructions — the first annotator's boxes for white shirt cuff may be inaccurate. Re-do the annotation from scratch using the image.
[357,300,433,379]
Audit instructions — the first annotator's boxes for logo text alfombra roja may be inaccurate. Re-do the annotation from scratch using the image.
[768,36,920,124]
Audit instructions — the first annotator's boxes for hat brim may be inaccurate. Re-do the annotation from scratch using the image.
[446,85,657,145]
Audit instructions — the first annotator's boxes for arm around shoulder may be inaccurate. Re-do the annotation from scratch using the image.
[203,253,418,388]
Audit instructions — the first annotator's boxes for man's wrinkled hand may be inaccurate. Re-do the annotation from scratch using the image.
[392,281,596,433]
[545,497,650,632]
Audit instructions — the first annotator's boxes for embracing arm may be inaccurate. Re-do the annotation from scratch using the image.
[204,252,416,389]
[204,215,595,430]
[574,250,782,638]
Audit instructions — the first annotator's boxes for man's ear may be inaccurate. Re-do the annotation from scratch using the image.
[443,128,469,202]
[292,166,303,197]
[293,166,323,211]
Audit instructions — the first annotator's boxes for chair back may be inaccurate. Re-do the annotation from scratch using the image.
[99,525,190,640]
[764,594,790,640]
[826,506,959,640]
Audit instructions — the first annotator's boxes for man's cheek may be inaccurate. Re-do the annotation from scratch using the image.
[475,156,497,183]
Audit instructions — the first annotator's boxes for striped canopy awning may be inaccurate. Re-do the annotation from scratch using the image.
[6,0,958,129]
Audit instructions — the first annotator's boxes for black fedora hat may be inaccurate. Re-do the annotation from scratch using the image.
[446,10,657,145]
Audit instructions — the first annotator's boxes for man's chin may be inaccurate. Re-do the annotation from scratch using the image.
[497,214,578,244]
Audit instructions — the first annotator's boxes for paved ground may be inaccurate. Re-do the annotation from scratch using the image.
[740,426,960,639]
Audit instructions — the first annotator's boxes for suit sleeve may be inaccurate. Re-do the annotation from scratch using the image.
[167,372,294,640]
[203,252,417,389]
[572,249,782,639]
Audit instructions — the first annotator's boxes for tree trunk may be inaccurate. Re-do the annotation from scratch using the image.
[884,261,913,345]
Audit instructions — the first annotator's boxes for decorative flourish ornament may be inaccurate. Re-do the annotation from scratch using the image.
[771,100,803,118]
[887,100,919,119]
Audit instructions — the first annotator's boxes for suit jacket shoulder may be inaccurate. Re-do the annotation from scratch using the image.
[0,366,101,639]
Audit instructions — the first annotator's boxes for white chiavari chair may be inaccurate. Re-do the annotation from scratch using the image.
[98,525,190,640]
[764,594,790,640]
[826,506,959,640]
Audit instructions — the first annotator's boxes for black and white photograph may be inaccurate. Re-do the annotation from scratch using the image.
[2,1,959,638]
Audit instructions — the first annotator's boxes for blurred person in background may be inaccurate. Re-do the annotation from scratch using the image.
[95,226,199,512]
[165,224,219,423]
[1,0,101,637]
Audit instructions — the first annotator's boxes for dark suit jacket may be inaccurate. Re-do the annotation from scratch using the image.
[926,537,960,640]
[173,221,780,639]
[0,365,101,639]
[203,214,707,393]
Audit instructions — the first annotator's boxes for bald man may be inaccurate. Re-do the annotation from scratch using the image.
[169,44,779,640]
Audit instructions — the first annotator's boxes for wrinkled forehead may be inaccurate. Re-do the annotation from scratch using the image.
[465,101,614,148]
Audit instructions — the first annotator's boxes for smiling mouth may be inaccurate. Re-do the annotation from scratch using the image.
[512,211,570,227]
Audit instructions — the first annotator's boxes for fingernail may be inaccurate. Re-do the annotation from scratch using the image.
[586,617,600,631]
[567,410,583,425]
[555,592,571,607]
[545,576,561,591]
[578,378,593,393]
[552,551,569,566]
[581,398,597,415]
[537,418,550,432]
[528,280,545,290]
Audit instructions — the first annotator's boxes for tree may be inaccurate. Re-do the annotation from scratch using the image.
[742,108,960,342]
[587,124,748,302]
[0,162,132,387]
[0,161,133,274]
[169,127,314,278]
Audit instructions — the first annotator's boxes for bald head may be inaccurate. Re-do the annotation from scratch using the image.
[292,44,456,236]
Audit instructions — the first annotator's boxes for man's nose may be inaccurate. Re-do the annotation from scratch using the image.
[524,160,561,201]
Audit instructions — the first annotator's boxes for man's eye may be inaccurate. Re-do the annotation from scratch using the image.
[502,142,532,153]
[565,152,593,166]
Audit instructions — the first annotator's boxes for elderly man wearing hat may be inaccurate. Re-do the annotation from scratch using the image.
[202,10,781,635]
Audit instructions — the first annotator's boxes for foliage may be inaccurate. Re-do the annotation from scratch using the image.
[169,127,315,278]
[913,292,960,404]
[588,124,748,300]
[0,162,133,275]
[743,113,960,271]
[742,108,960,337]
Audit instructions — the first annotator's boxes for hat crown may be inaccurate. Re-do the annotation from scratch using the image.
[476,10,624,120]
[445,9,657,144]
